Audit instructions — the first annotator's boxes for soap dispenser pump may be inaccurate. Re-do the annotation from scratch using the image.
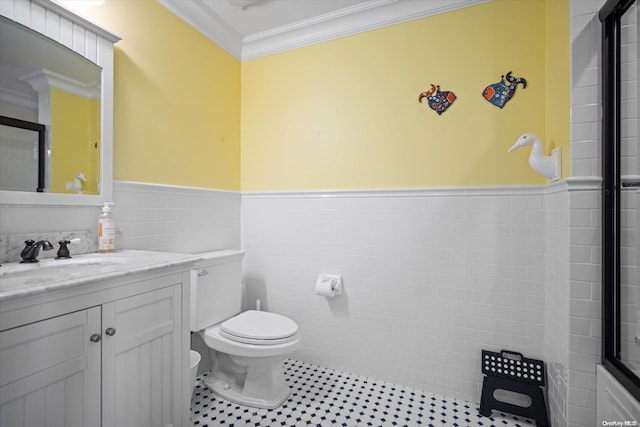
[98,202,115,253]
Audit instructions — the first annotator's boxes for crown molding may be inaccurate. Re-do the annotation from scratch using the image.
[242,0,490,60]
[20,69,100,99]
[0,87,37,110]
[157,0,244,59]
[158,0,491,61]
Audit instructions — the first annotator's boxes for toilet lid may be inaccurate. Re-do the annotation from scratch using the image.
[220,310,298,345]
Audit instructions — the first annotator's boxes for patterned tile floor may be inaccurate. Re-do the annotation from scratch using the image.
[191,359,535,427]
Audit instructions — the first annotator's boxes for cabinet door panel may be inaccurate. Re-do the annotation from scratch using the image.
[102,285,181,427]
[0,307,101,427]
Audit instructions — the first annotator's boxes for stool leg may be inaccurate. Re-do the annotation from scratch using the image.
[479,376,495,417]
[531,387,550,427]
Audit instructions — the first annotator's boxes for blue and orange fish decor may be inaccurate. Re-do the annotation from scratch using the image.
[482,71,527,108]
[418,84,457,115]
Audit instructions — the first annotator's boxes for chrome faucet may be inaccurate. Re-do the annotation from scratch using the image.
[20,239,54,263]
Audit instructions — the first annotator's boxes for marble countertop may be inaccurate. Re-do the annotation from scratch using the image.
[0,250,204,302]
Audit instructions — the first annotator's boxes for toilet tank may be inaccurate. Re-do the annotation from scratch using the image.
[190,250,245,332]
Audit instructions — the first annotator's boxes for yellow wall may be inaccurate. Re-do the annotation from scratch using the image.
[50,89,100,194]
[70,0,568,192]
[65,0,241,191]
[545,0,570,178]
[241,0,565,191]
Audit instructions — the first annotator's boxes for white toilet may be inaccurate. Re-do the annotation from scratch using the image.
[190,250,301,409]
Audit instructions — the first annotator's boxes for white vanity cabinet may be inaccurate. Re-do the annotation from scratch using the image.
[0,258,194,427]
[102,285,182,427]
[0,307,101,427]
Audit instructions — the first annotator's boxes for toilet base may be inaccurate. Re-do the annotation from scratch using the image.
[204,376,291,409]
[204,350,292,409]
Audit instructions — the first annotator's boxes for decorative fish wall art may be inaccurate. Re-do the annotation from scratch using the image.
[418,84,457,115]
[482,71,527,108]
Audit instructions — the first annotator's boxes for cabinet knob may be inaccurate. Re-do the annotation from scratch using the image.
[105,327,116,336]
[90,333,101,343]
[198,269,208,277]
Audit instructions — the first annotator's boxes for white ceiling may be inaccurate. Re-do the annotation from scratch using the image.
[157,0,490,61]
[203,0,373,35]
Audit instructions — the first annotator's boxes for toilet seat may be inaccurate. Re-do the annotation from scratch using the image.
[220,310,298,345]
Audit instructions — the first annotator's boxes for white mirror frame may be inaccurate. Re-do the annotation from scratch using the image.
[0,0,120,206]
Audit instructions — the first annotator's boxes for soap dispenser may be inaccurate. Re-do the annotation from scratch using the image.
[98,202,115,253]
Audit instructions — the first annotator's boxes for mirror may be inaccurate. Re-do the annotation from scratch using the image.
[0,0,118,206]
[0,15,101,195]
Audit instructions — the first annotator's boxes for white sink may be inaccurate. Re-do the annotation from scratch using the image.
[0,254,129,291]
[1,256,128,274]
[0,250,201,301]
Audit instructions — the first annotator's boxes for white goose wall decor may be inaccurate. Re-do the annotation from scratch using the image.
[508,133,561,181]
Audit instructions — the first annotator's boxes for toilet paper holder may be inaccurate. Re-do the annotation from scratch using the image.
[316,274,343,296]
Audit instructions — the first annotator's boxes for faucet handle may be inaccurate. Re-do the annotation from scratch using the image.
[20,239,35,257]
[56,238,81,259]
[56,240,72,259]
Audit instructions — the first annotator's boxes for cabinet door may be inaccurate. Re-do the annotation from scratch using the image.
[102,285,182,427]
[0,307,101,427]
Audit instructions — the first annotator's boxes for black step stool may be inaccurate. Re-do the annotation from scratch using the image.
[479,349,550,427]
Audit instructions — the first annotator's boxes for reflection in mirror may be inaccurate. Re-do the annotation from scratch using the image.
[0,116,45,192]
[0,15,102,195]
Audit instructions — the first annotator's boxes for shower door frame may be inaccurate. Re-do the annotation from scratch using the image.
[600,0,640,402]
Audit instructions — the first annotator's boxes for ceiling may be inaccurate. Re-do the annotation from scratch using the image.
[157,0,489,61]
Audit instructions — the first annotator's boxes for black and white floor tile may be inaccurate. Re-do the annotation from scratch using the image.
[191,359,535,427]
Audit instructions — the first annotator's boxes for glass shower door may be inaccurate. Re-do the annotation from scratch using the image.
[620,1,640,377]
[601,0,640,401]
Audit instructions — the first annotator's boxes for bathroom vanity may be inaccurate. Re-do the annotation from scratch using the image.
[0,250,200,427]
